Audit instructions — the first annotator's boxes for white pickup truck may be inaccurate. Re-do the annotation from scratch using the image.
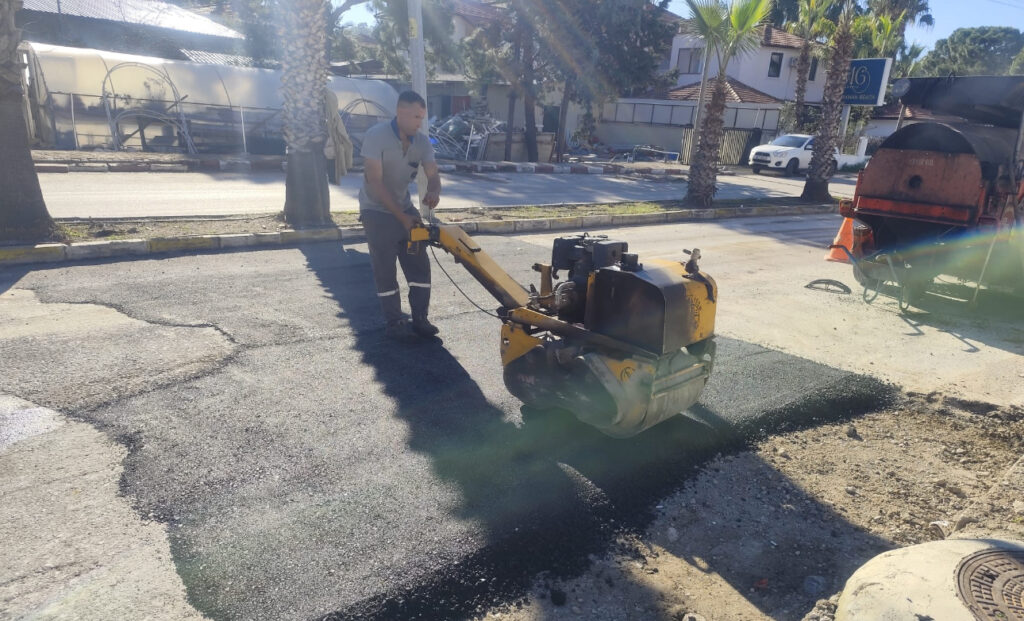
[749,134,838,177]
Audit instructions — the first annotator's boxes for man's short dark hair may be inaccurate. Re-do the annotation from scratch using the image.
[397,90,427,108]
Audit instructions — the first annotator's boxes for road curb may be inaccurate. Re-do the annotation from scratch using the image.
[0,204,837,267]
[34,163,69,173]
[0,243,68,265]
[34,156,689,178]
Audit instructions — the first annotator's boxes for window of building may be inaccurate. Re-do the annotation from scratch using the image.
[768,52,783,78]
[809,57,819,81]
[677,47,703,74]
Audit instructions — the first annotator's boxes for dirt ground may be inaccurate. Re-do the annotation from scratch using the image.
[53,200,808,242]
[475,394,1024,621]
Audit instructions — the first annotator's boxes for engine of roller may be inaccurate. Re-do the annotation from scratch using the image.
[409,225,717,438]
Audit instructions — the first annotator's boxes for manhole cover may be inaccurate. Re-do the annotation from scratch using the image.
[956,548,1024,620]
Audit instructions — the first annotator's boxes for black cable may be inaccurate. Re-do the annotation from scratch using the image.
[429,246,502,319]
[980,0,1024,10]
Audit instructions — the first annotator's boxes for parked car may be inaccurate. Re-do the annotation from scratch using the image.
[749,134,838,176]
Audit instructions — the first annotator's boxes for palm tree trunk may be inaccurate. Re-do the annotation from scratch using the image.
[473,83,489,116]
[524,95,537,162]
[280,0,331,228]
[0,1,56,242]
[555,79,573,163]
[685,74,729,207]
[802,8,854,202]
[522,25,538,162]
[504,19,523,162]
[794,41,811,131]
[504,91,517,161]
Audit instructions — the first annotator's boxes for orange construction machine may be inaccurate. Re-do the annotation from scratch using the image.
[834,76,1024,306]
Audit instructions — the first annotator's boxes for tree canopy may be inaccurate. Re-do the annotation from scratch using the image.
[368,0,459,78]
[866,0,931,35]
[1012,47,1024,75]
[164,0,380,66]
[537,0,676,103]
[916,26,1024,77]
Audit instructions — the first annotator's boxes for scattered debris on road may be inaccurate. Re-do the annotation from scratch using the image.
[479,393,1024,620]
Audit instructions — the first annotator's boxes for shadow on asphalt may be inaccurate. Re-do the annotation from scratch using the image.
[588,448,895,621]
[705,212,841,250]
[719,172,855,201]
[189,169,289,184]
[0,269,30,297]
[295,238,898,621]
[859,279,1024,358]
[436,172,685,206]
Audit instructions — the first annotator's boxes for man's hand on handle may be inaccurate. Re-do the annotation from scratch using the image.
[399,212,423,233]
[422,161,442,218]
[423,190,440,209]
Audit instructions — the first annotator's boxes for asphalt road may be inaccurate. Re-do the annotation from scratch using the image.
[1,216,895,620]
[37,169,857,218]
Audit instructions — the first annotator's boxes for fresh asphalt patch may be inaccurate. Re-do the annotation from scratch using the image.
[316,338,898,621]
[1,237,899,621]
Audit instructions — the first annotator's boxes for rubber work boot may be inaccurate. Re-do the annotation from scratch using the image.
[384,318,416,341]
[411,315,439,338]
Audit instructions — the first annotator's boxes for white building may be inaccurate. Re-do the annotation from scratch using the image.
[669,26,825,104]
[595,25,825,158]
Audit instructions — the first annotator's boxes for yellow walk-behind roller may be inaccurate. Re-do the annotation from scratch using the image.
[409,224,717,438]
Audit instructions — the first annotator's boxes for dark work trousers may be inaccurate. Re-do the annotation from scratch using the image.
[361,209,431,323]
[326,158,337,184]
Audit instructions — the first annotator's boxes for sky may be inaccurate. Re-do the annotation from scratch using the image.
[337,0,1024,53]
[339,2,376,26]
[898,0,1024,51]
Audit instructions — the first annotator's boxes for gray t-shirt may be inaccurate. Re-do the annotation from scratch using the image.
[358,119,435,214]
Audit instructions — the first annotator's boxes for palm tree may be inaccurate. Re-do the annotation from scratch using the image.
[871,10,906,57]
[683,0,772,207]
[867,0,931,39]
[279,0,332,228]
[894,41,925,77]
[802,0,855,202]
[0,0,58,243]
[786,0,835,131]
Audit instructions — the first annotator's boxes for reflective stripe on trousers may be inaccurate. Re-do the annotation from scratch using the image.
[362,209,431,323]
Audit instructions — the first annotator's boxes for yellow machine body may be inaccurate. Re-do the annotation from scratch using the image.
[410,225,717,438]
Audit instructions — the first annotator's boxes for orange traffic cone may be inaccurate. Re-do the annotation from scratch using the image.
[825,218,854,263]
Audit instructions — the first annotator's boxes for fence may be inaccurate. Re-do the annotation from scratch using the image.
[677,127,777,166]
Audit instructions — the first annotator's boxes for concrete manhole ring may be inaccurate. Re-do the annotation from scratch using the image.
[956,548,1024,620]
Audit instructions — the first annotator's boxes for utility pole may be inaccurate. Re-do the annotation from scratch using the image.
[407,0,431,219]
[408,0,427,111]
